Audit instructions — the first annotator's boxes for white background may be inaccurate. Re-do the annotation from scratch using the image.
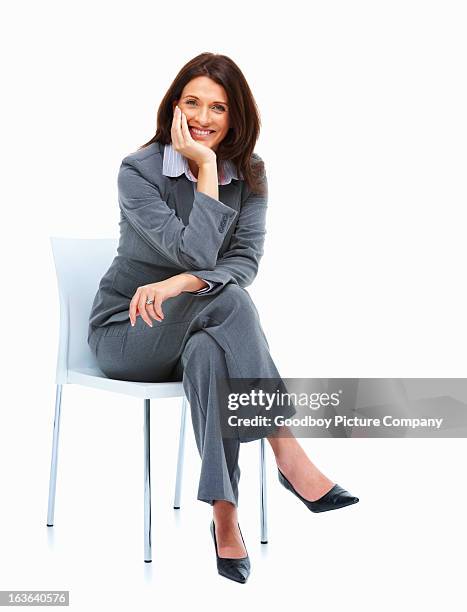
[1,0,466,610]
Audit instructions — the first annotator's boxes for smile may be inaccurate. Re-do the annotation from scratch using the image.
[190,127,215,136]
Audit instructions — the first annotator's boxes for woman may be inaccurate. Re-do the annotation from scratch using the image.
[87,52,359,584]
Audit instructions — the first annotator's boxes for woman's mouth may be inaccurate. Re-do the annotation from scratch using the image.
[189,127,215,139]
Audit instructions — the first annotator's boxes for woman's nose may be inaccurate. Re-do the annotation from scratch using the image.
[196,108,210,125]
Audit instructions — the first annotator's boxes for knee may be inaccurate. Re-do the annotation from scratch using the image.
[186,329,217,350]
[218,283,258,315]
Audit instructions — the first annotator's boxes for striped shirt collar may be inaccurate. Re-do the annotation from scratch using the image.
[162,142,242,185]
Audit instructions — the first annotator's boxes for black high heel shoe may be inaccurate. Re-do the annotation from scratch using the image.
[278,468,359,513]
[210,520,251,584]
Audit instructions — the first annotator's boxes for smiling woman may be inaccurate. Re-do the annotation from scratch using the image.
[139,53,266,195]
[87,51,359,585]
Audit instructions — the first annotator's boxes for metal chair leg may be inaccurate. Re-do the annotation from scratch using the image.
[144,399,152,563]
[47,384,63,526]
[173,396,188,509]
[260,437,268,543]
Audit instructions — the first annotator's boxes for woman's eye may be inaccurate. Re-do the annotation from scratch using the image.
[185,100,226,112]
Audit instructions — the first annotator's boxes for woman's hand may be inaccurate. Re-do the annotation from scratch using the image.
[128,273,207,327]
[129,276,184,327]
[171,105,216,166]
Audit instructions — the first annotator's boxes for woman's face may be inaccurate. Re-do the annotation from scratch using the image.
[173,76,230,152]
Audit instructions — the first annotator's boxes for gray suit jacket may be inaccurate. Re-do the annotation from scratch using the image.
[88,141,268,339]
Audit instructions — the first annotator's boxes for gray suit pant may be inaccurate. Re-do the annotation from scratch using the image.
[88,283,282,507]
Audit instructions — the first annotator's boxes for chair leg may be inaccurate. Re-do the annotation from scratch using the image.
[144,399,152,563]
[260,437,268,543]
[47,384,63,527]
[173,397,188,509]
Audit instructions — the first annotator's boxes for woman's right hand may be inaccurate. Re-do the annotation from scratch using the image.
[171,105,216,167]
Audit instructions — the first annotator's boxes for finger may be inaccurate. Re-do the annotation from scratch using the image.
[180,110,193,143]
[138,294,154,327]
[153,299,164,321]
[175,106,184,147]
[145,298,160,322]
[171,106,182,149]
[129,288,141,326]
[133,303,144,321]
[145,295,163,322]
[170,106,179,144]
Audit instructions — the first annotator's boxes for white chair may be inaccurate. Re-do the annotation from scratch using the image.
[47,237,268,562]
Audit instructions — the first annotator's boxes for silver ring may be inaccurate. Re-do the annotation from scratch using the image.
[146,298,154,305]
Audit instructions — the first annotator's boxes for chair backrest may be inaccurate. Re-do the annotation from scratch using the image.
[50,237,117,383]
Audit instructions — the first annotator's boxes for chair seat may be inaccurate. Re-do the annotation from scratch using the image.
[68,367,185,399]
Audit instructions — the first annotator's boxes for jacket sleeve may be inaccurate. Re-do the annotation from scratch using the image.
[185,278,221,294]
[118,158,238,270]
[183,161,268,296]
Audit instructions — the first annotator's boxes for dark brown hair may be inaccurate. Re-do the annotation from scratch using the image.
[139,52,266,195]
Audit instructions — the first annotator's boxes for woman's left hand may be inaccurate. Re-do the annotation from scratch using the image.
[129,275,186,327]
